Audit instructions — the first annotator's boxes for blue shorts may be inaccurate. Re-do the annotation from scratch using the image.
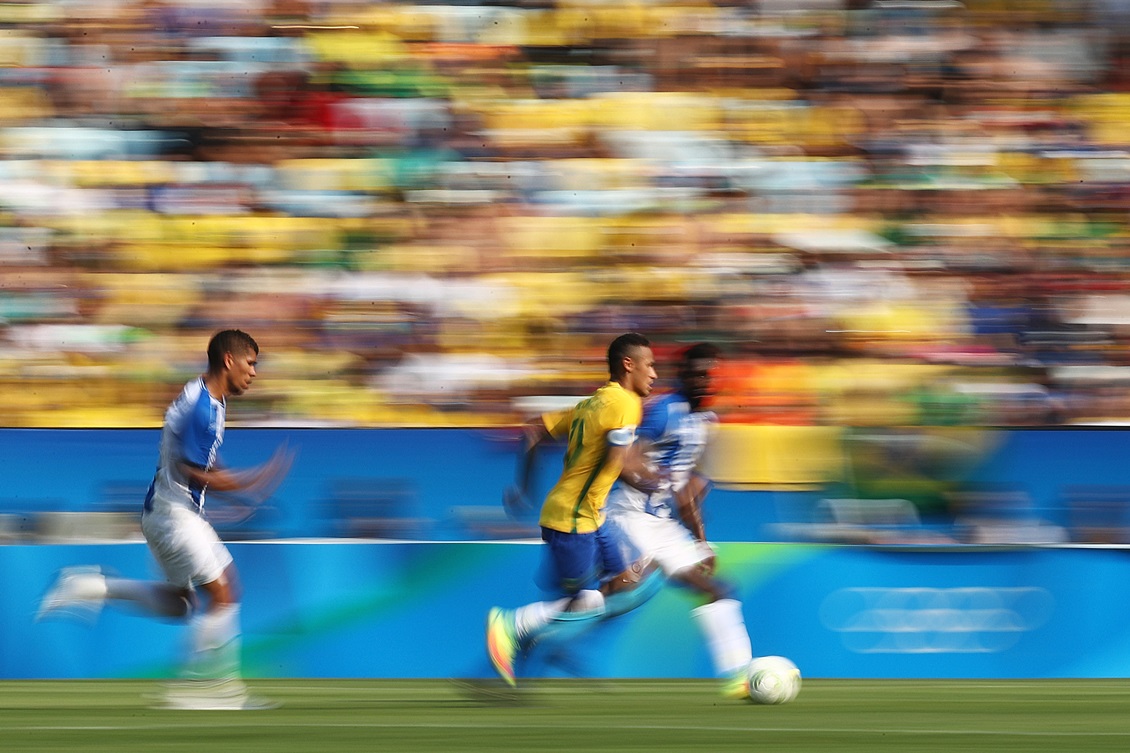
[540,524,629,595]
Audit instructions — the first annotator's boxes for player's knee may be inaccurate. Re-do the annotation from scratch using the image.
[176,588,197,618]
[603,559,653,593]
[200,572,241,607]
[222,564,243,603]
[673,567,735,602]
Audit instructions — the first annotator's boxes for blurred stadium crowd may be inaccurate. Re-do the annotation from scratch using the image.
[3,0,1130,428]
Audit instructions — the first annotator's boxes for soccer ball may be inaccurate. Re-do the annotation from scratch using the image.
[746,655,801,705]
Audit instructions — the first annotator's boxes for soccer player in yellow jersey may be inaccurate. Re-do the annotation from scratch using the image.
[486,333,661,686]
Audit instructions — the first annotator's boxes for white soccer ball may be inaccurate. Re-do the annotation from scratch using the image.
[746,655,801,705]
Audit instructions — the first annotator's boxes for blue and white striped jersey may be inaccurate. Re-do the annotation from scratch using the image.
[143,377,225,514]
[605,391,717,519]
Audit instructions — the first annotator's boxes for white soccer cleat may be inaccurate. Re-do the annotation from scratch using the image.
[149,679,280,711]
[155,693,280,711]
[36,566,108,623]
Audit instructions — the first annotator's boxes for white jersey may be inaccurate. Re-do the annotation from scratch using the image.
[606,391,716,519]
[143,377,226,515]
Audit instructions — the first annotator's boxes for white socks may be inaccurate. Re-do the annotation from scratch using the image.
[187,603,242,681]
[514,597,572,641]
[514,590,606,643]
[691,598,753,677]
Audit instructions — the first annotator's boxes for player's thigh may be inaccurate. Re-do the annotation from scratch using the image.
[593,521,630,579]
[601,514,644,570]
[541,527,604,594]
[142,507,234,589]
[612,511,705,576]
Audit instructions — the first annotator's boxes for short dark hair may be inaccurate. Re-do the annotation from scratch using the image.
[207,329,259,371]
[607,332,650,378]
[679,342,722,370]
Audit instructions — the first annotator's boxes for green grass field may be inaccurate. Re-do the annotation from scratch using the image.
[3,678,1130,753]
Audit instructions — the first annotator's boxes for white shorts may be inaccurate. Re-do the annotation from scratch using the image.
[606,508,712,577]
[141,505,233,589]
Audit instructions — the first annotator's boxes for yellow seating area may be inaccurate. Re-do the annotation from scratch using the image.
[0,1,1125,427]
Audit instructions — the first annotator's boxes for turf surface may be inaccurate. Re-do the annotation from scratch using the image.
[3,678,1130,752]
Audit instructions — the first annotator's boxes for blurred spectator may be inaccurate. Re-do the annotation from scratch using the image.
[2,0,1130,431]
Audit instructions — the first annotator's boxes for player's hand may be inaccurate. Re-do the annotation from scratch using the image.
[520,423,545,448]
[629,467,669,494]
[238,441,296,502]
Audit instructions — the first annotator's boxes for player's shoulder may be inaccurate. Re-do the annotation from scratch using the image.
[645,391,684,410]
[597,381,641,408]
[167,377,203,412]
[168,377,221,428]
[643,391,690,421]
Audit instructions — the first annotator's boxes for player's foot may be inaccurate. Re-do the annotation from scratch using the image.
[36,566,107,623]
[149,679,280,711]
[720,670,750,700]
[486,607,519,687]
[155,693,280,711]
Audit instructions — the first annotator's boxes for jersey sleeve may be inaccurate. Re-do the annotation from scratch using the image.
[542,407,574,439]
[603,389,641,447]
[179,387,217,469]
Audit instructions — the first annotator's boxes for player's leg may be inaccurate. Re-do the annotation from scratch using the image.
[597,517,663,618]
[486,529,603,685]
[622,513,753,698]
[37,512,196,622]
[37,567,192,622]
[146,508,271,710]
[516,528,606,629]
[670,563,753,698]
[520,516,664,651]
[190,564,241,684]
[167,562,274,710]
[519,521,664,677]
[521,519,663,653]
[690,596,754,698]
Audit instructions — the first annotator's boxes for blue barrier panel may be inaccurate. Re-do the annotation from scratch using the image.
[0,427,802,542]
[13,542,1130,680]
[5,426,1130,543]
[0,428,540,541]
[10,427,1130,681]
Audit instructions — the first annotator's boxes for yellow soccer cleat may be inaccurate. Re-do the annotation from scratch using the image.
[486,607,519,687]
[720,670,750,700]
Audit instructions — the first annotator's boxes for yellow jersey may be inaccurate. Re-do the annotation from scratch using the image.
[539,381,642,534]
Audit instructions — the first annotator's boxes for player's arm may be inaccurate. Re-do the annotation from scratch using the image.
[615,436,665,494]
[179,442,294,497]
[512,417,553,494]
[675,473,716,573]
[503,411,560,514]
[616,394,669,494]
[674,473,712,542]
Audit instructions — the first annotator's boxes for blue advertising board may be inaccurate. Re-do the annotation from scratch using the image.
[12,541,1130,680]
[8,426,1130,681]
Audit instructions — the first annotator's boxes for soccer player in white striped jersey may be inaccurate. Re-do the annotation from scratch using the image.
[37,329,292,710]
[605,342,755,699]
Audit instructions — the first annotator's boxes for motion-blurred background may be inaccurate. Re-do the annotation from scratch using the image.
[17,0,1130,682]
[4,0,1130,429]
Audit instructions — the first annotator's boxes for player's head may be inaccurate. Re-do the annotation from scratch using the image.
[207,329,259,396]
[608,332,656,398]
[677,342,721,410]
